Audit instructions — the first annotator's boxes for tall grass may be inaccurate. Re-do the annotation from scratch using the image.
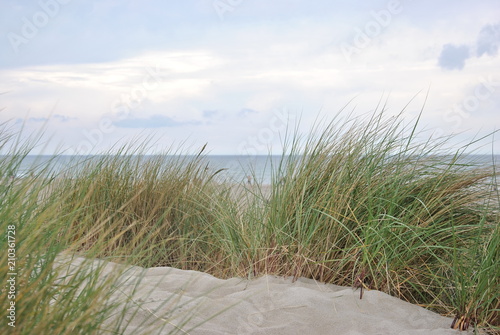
[254,111,499,332]
[54,144,229,269]
[0,107,498,333]
[0,131,125,334]
[0,132,221,334]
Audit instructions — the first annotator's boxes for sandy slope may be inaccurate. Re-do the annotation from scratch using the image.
[55,254,469,335]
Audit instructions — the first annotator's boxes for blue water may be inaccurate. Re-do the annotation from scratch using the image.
[3,154,499,185]
[5,155,283,184]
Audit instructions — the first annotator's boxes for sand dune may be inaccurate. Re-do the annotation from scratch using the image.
[55,255,469,335]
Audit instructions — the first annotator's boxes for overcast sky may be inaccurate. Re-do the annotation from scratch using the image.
[1,0,499,155]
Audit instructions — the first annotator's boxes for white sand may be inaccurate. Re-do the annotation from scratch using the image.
[55,254,469,335]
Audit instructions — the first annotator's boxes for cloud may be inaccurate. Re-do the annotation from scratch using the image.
[53,114,78,122]
[238,108,258,117]
[438,44,470,70]
[114,114,201,128]
[13,114,77,124]
[476,23,500,57]
[202,110,219,118]
[438,23,500,71]
[15,117,49,124]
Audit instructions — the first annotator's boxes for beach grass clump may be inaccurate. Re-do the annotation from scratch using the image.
[0,132,211,334]
[0,137,122,334]
[235,110,499,331]
[52,144,232,271]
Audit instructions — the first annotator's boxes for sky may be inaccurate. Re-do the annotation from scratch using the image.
[1,0,499,155]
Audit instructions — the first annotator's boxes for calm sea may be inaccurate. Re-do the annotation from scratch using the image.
[4,154,500,185]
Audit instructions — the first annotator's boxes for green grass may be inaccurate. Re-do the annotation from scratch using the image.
[0,131,219,334]
[0,108,499,333]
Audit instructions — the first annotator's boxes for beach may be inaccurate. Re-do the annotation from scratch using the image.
[55,254,470,335]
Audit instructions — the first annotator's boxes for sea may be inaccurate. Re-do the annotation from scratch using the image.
[3,154,500,185]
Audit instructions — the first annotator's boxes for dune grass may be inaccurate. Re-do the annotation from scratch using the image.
[0,108,499,333]
[0,133,220,334]
[258,111,499,331]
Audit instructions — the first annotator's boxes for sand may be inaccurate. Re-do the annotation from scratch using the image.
[55,254,469,335]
